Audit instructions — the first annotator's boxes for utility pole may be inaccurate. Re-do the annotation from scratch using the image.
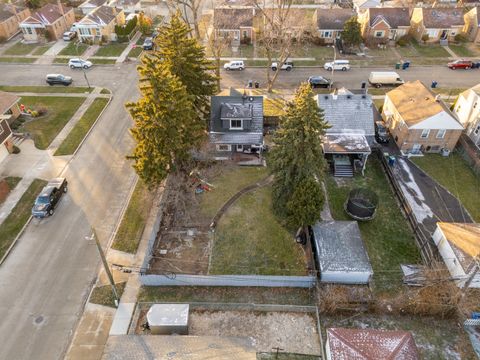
[330,44,336,91]
[75,41,91,89]
[86,228,120,307]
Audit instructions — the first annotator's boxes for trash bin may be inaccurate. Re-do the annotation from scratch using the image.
[431,80,438,89]
[402,61,410,70]
[388,156,396,166]
[254,81,259,89]
[395,62,401,69]
[248,80,253,88]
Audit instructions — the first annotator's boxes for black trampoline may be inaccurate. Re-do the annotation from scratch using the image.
[344,188,378,221]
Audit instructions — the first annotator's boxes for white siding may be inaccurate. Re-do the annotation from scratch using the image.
[320,270,371,284]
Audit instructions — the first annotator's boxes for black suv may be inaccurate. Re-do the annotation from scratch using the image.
[308,76,332,88]
[32,178,68,218]
[46,74,73,86]
[375,121,390,143]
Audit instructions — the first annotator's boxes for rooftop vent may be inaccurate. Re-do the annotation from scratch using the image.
[324,95,329,100]
[347,95,352,99]
[249,96,254,102]
[361,94,367,99]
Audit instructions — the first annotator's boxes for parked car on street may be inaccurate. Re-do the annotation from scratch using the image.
[271,61,293,71]
[68,58,92,69]
[323,59,350,71]
[368,71,404,88]
[143,37,154,50]
[308,75,332,88]
[45,74,72,86]
[62,31,76,41]
[32,178,68,218]
[224,60,245,71]
[375,121,390,143]
[447,59,473,70]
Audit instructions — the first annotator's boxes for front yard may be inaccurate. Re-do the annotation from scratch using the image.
[3,42,41,56]
[94,43,128,57]
[58,42,88,56]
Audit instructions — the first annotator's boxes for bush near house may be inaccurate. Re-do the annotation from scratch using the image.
[454,33,468,43]
[115,16,138,42]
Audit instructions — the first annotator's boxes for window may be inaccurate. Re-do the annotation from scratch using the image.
[216,144,231,151]
[230,119,242,130]
[436,129,446,139]
[474,102,477,109]
[27,27,32,34]
[320,31,332,38]
[242,30,247,38]
[374,30,384,38]
[420,129,430,138]
[475,125,480,135]
[427,29,437,37]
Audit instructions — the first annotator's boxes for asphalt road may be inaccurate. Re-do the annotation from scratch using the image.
[0,63,139,359]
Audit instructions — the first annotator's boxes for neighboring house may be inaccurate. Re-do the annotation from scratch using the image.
[0,3,30,41]
[433,222,480,288]
[315,8,355,44]
[209,88,263,157]
[311,221,373,284]
[0,91,21,124]
[213,7,255,45]
[326,328,419,359]
[410,7,465,43]
[360,7,411,43]
[382,80,464,154]
[353,0,381,14]
[19,2,75,42]
[316,89,375,177]
[454,84,480,148]
[464,7,480,43]
[78,0,108,15]
[76,5,124,43]
[108,0,141,15]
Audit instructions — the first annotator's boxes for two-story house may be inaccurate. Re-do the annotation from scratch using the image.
[383,81,464,154]
[410,7,465,43]
[315,8,355,44]
[464,7,480,43]
[76,5,125,43]
[78,0,108,15]
[213,7,256,45]
[453,84,480,148]
[0,3,30,41]
[359,7,411,43]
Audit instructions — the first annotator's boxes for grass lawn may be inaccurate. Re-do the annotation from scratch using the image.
[91,58,117,65]
[89,282,126,308]
[0,179,47,260]
[138,286,315,305]
[3,42,39,55]
[53,58,69,64]
[58,42,88,56]
[411,152,480,222]
[395,44,419,58]
[100,88,110,94]
[0,85,93,93]
[5,177,21,190]
[54,98,108,155]
[31,45,51,56]
[411,41,450,57]
[111,179,154,253]
[326,157,421,292]
[0,177,22,206]
[449,44,475,57]
[128,46,143,58]
[94,43,128,57]
[0,57,37,63]
[19,96,86,149]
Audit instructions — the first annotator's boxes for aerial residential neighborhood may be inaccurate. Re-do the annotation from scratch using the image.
[0,0,480,358]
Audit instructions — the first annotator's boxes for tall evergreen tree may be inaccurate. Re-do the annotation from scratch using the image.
[126,62,204,186]
[269,82,329,223]
[342,16,362,48]
[286,177,324,228]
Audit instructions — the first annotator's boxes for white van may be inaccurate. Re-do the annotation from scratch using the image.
[323,60,350,71]
[368,72,404,88]
[224,60,245,71]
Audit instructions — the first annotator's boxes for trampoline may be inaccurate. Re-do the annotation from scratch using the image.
[344,188,379,221]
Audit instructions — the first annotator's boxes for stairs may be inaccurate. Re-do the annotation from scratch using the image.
[334,163,353,177]
[12,134,25,147]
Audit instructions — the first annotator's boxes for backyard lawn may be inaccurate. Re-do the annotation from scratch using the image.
[19,96,86,149]
[58,42,88,56]
[326,156,421,292]
[3,42,39,56]
[412,152,480,222]
[94,43,128,57]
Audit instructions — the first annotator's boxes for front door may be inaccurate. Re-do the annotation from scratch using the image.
[389,29,396,40]
[440,30,448,40]
[236,145,244,152]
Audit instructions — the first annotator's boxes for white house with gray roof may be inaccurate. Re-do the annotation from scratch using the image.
[76,5,124,43]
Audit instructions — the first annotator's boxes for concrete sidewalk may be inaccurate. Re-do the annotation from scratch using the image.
[116,32,142,64]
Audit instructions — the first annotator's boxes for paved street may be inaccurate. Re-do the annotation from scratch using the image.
[0,63,138,359]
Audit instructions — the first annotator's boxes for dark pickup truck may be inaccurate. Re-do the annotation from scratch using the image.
[32,178,68,218]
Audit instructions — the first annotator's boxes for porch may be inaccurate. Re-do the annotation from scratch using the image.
[323,134,371,177]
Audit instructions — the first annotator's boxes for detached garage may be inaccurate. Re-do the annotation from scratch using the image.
[312,221,373,284]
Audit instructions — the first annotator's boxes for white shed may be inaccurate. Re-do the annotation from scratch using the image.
[432,222,480,288]
[312,221,373,284]
[146,304,189,335]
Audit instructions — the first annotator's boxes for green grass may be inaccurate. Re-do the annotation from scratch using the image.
[0,57,37,63]
[58,41,88,56]
[91,58,117,65]
[31,45,51,56]
[448,44,475,57]
[3,42,39,55]
[111,179,154,253]
[89,282,126,308]
[19,96,86,149]
[411,153,480,222]
[138,286,315,305]
[4,177,21,191]
[54,98,108,155]
[0,179,47,260]
[326,157,421,292]
[0,85,93,93]
[128,46,143,58]
[94,43,128,57]
[100,88,111,94]
[53,58,69,64]
[411,41,450,57]
[210,186,307,276]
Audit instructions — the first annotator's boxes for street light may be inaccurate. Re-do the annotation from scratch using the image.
[75,41,91,89]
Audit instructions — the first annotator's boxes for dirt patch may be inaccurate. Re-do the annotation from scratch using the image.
[0,181,11,205]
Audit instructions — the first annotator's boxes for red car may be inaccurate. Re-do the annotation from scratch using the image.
[448,59,473,70]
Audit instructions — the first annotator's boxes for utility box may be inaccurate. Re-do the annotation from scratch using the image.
[146,304,189,335]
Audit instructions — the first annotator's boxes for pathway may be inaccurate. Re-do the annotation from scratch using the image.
[443,46,459,59]
[116,32,142,64]
[34,40,69,65]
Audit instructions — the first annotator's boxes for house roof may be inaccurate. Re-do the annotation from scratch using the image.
[110,0,140,7]
[79,0,108,8]
[0,3,26,22]
[0,91,20,115]
[0,119,12,145]
[437,222,480,259]
[353,0,381,9]
[80,5,121,25]
[323,134,371,154]
[386,80,463,129]
[317,8,355,30]
[316,93,375,136]
[28,3,71,25]
[312,221,373,274]
[369,8,410,28]
[213,8,254,29]
[420,8,464,28]
[327,328,419,359]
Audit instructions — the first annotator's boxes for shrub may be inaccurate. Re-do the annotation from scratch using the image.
[378,104,383,113]
[37,107,47,116]
[454,33,468,43]
[12,145,20,154]
[421,34,429,44]
[310,36,326,46]
[240,36,251,45]
[30,110,39,117]
[0,36,6,43]
[396,35,411,47]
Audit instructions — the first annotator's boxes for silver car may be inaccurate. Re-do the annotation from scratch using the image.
[68,58,92,69]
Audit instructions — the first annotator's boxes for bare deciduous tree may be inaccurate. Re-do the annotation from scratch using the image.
[166,0,204,39]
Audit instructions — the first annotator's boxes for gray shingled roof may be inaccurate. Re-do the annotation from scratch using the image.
[209,95,263,145]
[84,5,121,25]
[369,8,411,28]
[421,8,464,28]
[317,8,355,30]
[312,221,373,273]
[316,94,375,136]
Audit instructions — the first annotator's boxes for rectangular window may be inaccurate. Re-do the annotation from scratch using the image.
[420,129,430,138]
[475,125,480,135]
[320,31,332,38]
[230,119,242,130]
[27,27,32,34]
[216,144,231,151]
[374,31,384,38]
[427,29,437,37]
[436,129,446,139]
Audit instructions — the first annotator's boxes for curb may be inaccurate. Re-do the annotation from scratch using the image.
[0,215,32,266]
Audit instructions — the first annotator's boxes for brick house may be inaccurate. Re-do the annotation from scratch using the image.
[382,80,464,154]
[410,7,465,43]
[213,7,255,45]
[19,2,75,42]
[315,8,355,44]
[359,7,411,44]
[76,5,125,43]
[453,84,480,148]
[464,7,480,43]
[0,91,19,162]
[0,3,30,41]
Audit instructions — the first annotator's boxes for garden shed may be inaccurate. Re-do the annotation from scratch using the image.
[311,221,373,284]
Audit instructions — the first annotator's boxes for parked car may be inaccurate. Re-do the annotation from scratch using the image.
[375,121,390,143]
[68,58,92,69]
[224,60,245,71]
[308,75,332,88]
[62,31,76,41]
[271,61,293,71]
[31,178,68,218]
[323,59,350,71]
[447,59,473,70]
[45,74,72,86]
[368,71,404,88]
[143,37,154,50]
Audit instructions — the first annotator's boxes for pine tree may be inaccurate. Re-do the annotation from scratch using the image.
[342,16,362,48]
[286,177,324,229]
[126,61,204,186]
[269,82,329,223]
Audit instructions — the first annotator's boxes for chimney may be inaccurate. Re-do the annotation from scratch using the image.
[57,0,64,16]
